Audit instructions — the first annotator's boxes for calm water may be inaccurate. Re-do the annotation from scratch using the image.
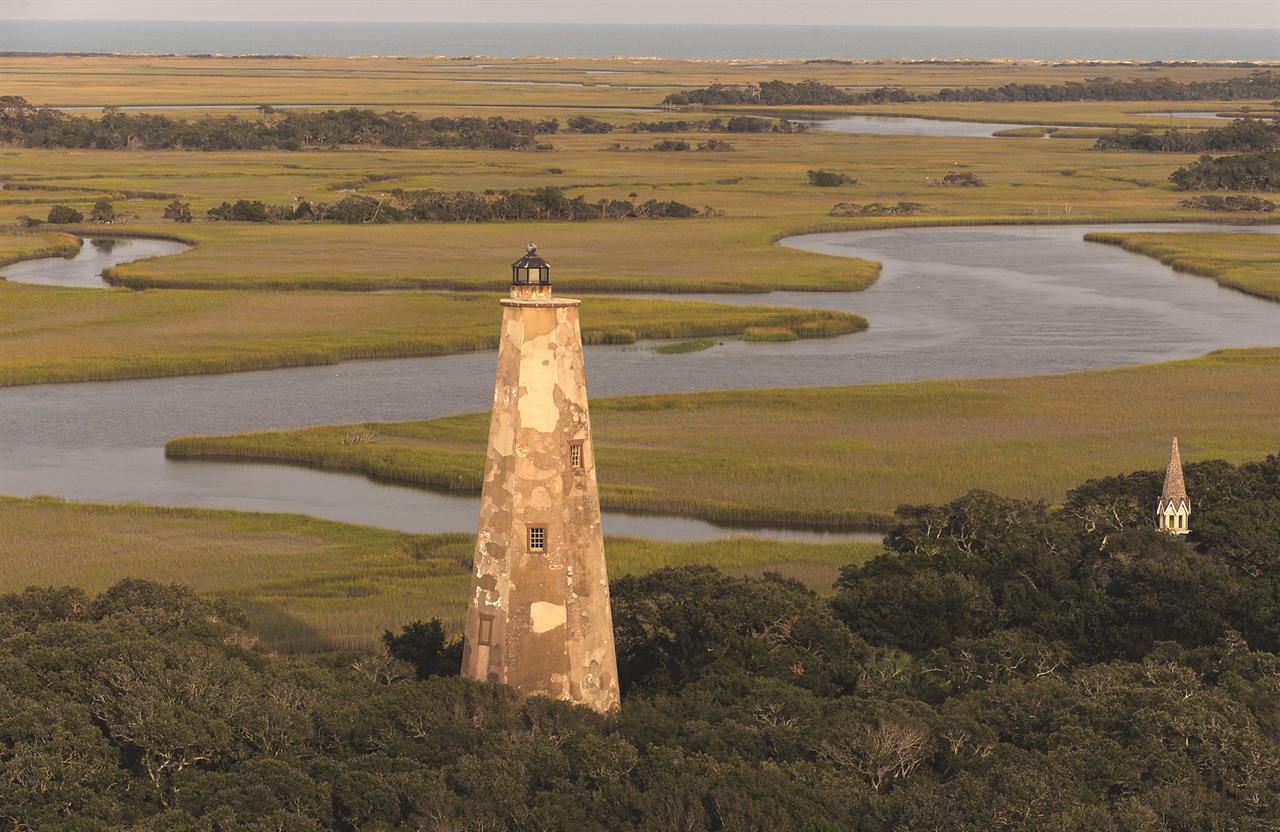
[3,22,1275,61]
[0,237,190,288]
[816,115,1059,138]
[2,223,1277,538]
[1139,111,1279,121]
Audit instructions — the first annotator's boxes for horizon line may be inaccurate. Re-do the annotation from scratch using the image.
[5,19,1278,31]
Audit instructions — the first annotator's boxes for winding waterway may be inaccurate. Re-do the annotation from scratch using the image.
[1,223,1277,539]
[815,114,1061,138]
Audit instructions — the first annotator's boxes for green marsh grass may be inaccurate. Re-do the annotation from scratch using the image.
[742,326,799,342]
[0,230,80,267]
[1085,231,1280,302]
[652,338,717,354]
[0,283,862,387]
[166,347,1280,529]
[0,496,879,653]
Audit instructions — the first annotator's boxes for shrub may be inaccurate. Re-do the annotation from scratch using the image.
[829,201,925,217]
[90,198,115,223]
[652,139,690,152]
[46,205,84,223]
[163,199,193,222]
[207,199,269,222]
[566,116,614,134]
[1177,194,1276,212]
[807,169,855,187]
[939,171,986,187]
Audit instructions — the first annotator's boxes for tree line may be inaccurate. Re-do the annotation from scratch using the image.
[3,452,1278,829]
[0,98,804,152]
[194,187,704,224]
[1093,117,1280,153]
[661,71,1280,106]
[1169,151,1280,191]
[0,97,558,151]
[568,114,804,134]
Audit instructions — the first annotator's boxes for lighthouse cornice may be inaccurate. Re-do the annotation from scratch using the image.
[500,297,582,309]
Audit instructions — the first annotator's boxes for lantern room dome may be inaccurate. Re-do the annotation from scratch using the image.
[512,243,551,285]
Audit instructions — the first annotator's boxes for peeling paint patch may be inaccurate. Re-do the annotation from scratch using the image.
[530,601,568,634]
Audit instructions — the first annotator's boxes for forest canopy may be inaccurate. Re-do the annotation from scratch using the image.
[4,452,1279,830]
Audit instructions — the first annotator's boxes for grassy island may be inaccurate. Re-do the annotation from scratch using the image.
[167,347,1280,529]
[1085,230,1280,301]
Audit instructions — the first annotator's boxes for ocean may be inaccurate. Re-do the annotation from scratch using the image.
[1,21,1275,62]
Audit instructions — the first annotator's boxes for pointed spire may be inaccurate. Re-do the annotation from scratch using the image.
[1162,436,1188,502]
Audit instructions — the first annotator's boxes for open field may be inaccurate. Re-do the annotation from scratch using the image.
[1085,230,1280,301]
[167,346,1280,529]
[0,278,859,387]
[0,495,879,652]
[1,53,1272,115]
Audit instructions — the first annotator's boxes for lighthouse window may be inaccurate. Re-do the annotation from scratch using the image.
[569,442,584,468]
[528,525,547,552]
[477,614,494,646]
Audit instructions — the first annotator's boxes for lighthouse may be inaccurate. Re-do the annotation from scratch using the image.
[460,245,620,712]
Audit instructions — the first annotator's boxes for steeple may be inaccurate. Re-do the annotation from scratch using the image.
[1156,436,1191,535]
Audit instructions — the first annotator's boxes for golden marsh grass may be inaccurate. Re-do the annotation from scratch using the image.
[0,282,862,387]
[1085,231,1280,301]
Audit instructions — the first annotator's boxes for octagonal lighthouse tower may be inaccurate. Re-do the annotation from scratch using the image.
[461,245,620,712]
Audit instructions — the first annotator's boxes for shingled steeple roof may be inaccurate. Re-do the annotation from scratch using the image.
[1161,436,1188,503]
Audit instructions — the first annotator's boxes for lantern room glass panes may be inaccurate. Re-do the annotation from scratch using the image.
[512,245,551,285]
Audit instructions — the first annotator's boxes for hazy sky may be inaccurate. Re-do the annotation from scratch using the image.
[6,0,1279,29]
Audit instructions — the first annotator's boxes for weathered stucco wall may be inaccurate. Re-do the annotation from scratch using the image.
[461,287,620,713]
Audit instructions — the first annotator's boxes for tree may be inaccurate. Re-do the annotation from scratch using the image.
[46,204,84,223]
[382,619,462,679]
[90,198,115,223]
[163,199,192,222]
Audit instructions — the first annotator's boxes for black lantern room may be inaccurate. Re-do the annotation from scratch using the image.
[511,243,551,286]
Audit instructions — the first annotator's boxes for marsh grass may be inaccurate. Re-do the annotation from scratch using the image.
[166,347,1280,529]
[991,127,1055,138]
[0,283,863,387]
[1084,231,1280,301]
[0,496,879,652]
[652,338,717,354]
[742,326,799,341]
[0,230,80,267]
